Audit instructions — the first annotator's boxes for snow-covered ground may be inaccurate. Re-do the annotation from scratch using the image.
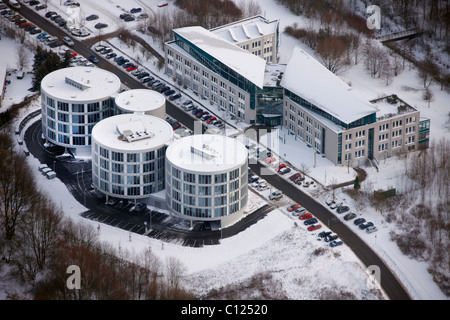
[1,0,449,300]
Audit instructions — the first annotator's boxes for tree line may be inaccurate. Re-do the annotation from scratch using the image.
[0,133,193,299]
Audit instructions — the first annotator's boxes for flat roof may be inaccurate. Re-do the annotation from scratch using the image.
[92,114,173,152]
[115,89,165,113]
[41,67,121,102]
[166,134,247,173]
[281,47,378,125]
[211,15,279,44]
[172,26,266,89]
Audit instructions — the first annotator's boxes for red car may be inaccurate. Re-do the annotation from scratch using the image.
[299,213,313,220]
[206,116,217,124]
[287,204,301,212]
[126,64,138,72]
[289,173,302,181]
[308,224,322,231]
[19,22,32,28]
[264,156,276,164]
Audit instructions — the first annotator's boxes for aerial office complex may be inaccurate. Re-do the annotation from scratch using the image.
[91,113,173,203]
[164,15,283,125]
[165,135,249,228]
[281,47,430,165]
[40,67,121,155]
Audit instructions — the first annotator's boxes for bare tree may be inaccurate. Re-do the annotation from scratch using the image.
[16,45,30,71]
[317,37,349,74]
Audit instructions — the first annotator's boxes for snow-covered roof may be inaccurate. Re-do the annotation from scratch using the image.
[281,47,378,125]
[211,15,279,44]
[114,89,165,113]
[41,67,121,102]
[172,26,266,89]
[166,134,248,173]
[92,114,173,152]
[263,64,285,87]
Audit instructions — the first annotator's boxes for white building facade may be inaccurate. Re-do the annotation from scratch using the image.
[40,67,121,155]
[114,88,166,119]
[165,135,248,228]
[281,47,429,166]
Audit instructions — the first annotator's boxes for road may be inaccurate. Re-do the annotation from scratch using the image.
[17,3,411,300]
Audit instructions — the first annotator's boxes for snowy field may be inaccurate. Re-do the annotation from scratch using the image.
[1,0,449,300]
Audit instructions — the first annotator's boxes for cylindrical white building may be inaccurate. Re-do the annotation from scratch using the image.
[165,134,248,228]
[40,67,121,155]
[114,89,166,119]
[91,113,173,201]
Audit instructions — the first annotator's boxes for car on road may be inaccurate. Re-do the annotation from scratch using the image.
[308,224,322,231]
[287,204,301,212]
[86,14,99,21]
[88,55,99,63]
[62,36,74,47]
[303,218,318,225]
[299,212,313,220]
[269,190,283,200]
[359,222,374,230]
[343,212,357,221]
[366,226,378,234]
[337,205,350,214]
[330,240,343,247]
[353,218,366,226]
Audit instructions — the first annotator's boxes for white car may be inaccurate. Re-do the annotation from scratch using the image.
[269,190,283,200]
[62,36,74,47]
[366,226,378,234]
[256,183,268,191]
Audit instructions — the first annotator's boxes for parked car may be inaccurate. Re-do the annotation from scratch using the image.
[45,11,57,18]
[123,15,135,22]
[308,224,322,231]
[131,202,147,214]
[303,218,318,225]
[169,93,181,101]
[130,7,142,13]
[269,190,283,200]
[206,116,217,124]
[318,231,332,238]
[86,14,99,21]
[359,222,374,230]
[35,4,47,10]
[62,36,74,47]
[278,167,291,175]
[299,213,313,220]
[344,212,357,221]
[353,218,366,226]
[366,226,378,234]
[329,240,343,247]
[287,204,301,212]
[256,183,269,191]
[30,28,41,34]
[164,89,175,96]
[94,22,108,29]
[337,205,350,214]
[292,207,306,216]
[324,234,339,242]
[289,173,302,181]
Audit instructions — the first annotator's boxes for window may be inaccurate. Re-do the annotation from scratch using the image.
[183,173,196,183]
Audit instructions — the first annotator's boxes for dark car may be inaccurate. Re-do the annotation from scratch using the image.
[117,58,129,66]
[94,23,108,29]
[45,11,57,18]
[137,72,150,79]
[303,218,318,226]
[354,218,366,226]
[114,55,125,62]
[130,8,142,13]
[324,234,339,242]
[344,212,357,221]
[48,41,62,48]
[106,52,117,59]
[169,93,181,101]
[124,15,135,22]
[35,4,47,10]
[24,24,36,31]
[318,231,332,238]
[30,28,41,35]
[100,48,113,54]
[29,0,40,6]
[119,13,131,19]
[131,203,147,214]
[359,222,374,230]
[88,55,99,63]
[337,206,350,214]
[86,14,99,21]
[164,89,175,96]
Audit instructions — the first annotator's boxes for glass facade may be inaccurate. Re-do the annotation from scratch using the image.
[92,143,167,198]
[166,162,248,220]
[41,93,114,147]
